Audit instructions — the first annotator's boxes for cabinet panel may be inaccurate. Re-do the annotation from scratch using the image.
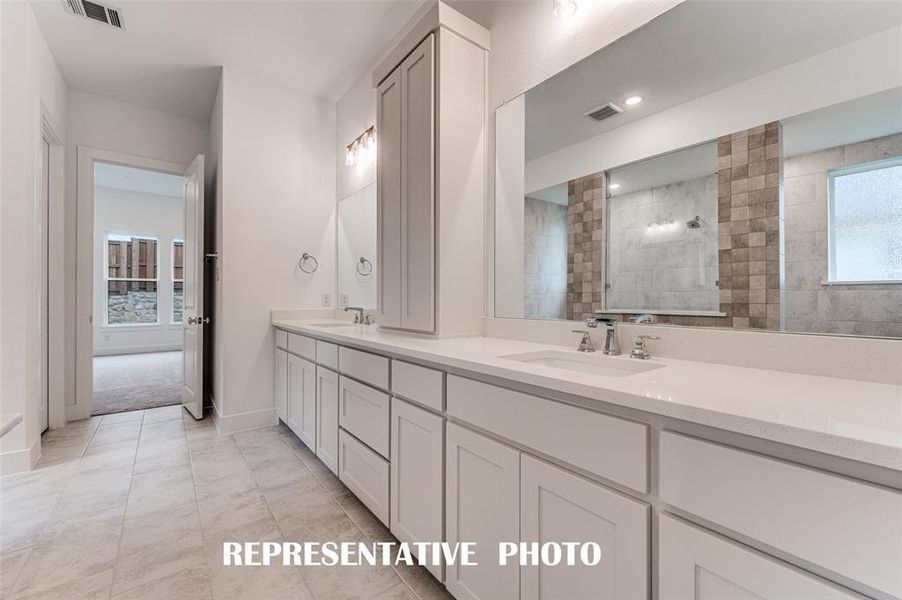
[287,332,316,361]
[399,33,435,333]
[660,432,902,598]
[339,346,389,390]
[448,375,648,493]
[659,514,859,600]
[338,376,390,458]
[339,429,390,526]
[377,67,403,329]
[275,347,288,423]
[446,423,519,600]
[316,366,339,474]
[390,398,444,581]
[520,455,649,600]
[391,360,443,411]
[275,329,288,350]
[288,353,316,451]
[316,340,339,371]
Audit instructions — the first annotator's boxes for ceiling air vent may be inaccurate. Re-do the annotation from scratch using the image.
[61,0,124,29]
[584,102,623,123]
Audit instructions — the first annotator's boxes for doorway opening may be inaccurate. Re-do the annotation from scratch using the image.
[91,162,186,416]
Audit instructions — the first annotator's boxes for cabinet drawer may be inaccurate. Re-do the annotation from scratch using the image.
[316,340,338,370]
[339,429,390,526]
[339,376,390,458]
[275,329,288,350]
[391,360,443,411]
[660,432,902,598]
[287,332,316,361]
[447,376,648,493]
[659,514,859,600]
[340,347,389,390]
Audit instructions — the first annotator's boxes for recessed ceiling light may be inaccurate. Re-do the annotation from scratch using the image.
[624,95,643,106]
[553,0,577,19]
[608,183,621,190]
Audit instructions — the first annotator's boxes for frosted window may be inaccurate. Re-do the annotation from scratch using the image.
[830,160,902,282]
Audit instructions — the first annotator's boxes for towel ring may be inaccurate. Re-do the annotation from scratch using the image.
[299,253,318,274]
[356,257,373,277]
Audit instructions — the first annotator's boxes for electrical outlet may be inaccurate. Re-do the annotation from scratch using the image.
[339,294,349,307]
[321,294,331,307]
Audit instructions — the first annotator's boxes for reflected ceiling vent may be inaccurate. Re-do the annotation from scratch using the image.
[61,0,124,29]
[584,102,623,123]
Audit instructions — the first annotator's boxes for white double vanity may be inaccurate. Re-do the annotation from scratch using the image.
[277,2,902,599]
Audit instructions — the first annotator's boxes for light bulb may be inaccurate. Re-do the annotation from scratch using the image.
[553,0,577,18]
[624,95,643,106]
[346,144,357,166]
[608,183,621,190]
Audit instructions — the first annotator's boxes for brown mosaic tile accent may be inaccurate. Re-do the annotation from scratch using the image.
[566,172,605,321]
[715,122,783,329]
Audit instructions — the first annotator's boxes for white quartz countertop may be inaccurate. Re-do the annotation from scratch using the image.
[272,319,902,471]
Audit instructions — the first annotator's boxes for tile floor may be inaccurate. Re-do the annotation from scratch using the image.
[92,352,183,415]
[0,406,451,600]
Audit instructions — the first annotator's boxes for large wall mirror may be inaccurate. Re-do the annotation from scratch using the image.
[494,1,902,338]
[338,182,376,310]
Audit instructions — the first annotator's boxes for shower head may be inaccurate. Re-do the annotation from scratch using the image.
[686,215,702,229]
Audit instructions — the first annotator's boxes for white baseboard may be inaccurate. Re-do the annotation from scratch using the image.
[93,344,182,357]
[212,404,277,436]
[0,437,41,476]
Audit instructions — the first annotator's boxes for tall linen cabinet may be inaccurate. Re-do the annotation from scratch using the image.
[376,5,489,335]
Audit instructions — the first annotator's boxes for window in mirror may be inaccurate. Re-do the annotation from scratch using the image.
[828,158,902,283]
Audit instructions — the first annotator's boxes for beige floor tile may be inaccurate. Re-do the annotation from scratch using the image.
[101,410,145,425]
[89,421,143,448]
[303,562,402,600]
[142,405,184,424]
[208,563,313,600]
[110,564,212,600]
[370,582,420,600]
[12,516,121,597]
[134,439,190,475]
[0,547,32,598]
[11,568,113,600]
[125,464,196,519]
[138,420,186,446]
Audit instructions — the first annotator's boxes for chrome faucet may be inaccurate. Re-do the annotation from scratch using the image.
[589,317,620,356]
[630,335,661,360]
[344,306,364,323]
[571,329,595,352]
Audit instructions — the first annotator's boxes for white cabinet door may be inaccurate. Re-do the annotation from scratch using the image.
[446,423,520,600]
[399,33,435,333]
[316,366,339,474]
[299,357,317,451]
[659,514,860,600]
[287,353,316,450]
[275,347,288,423]
[390,398,444,581]
[520,455,649,600]
[377,62,403,329]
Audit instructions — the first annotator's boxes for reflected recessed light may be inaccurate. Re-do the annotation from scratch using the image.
[624,95,643,106]
[553,0,577,18]
[608,183,621,190]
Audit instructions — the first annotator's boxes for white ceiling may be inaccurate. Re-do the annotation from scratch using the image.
[526,182,567,205]
[607,141,717,198]
[31,0,428,122]
[525,1,902,161]
[95,162,185,198]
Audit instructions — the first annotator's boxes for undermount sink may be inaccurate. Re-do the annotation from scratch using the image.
[500,350,664,378]
[308,322,355,328]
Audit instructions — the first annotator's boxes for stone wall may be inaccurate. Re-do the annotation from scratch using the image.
[566,173,605,321]
[107,290,158,324]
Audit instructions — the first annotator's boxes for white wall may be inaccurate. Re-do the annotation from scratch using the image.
[208,75,224,420]
[336,71,377,202]
[0,1,68,473]
[92,188,184,355]
[214,68,336,431]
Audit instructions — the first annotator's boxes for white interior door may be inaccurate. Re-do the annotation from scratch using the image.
[181,154,205,419]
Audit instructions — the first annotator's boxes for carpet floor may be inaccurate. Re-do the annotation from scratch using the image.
[92,351,182,415]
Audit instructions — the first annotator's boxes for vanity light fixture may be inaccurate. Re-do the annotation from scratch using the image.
[624,95,644,106]
[345,125,376,167]
[553,0,577,19]
[608,183,621,190]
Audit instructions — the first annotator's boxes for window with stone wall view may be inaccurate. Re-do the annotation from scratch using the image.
[106,234,158,325]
